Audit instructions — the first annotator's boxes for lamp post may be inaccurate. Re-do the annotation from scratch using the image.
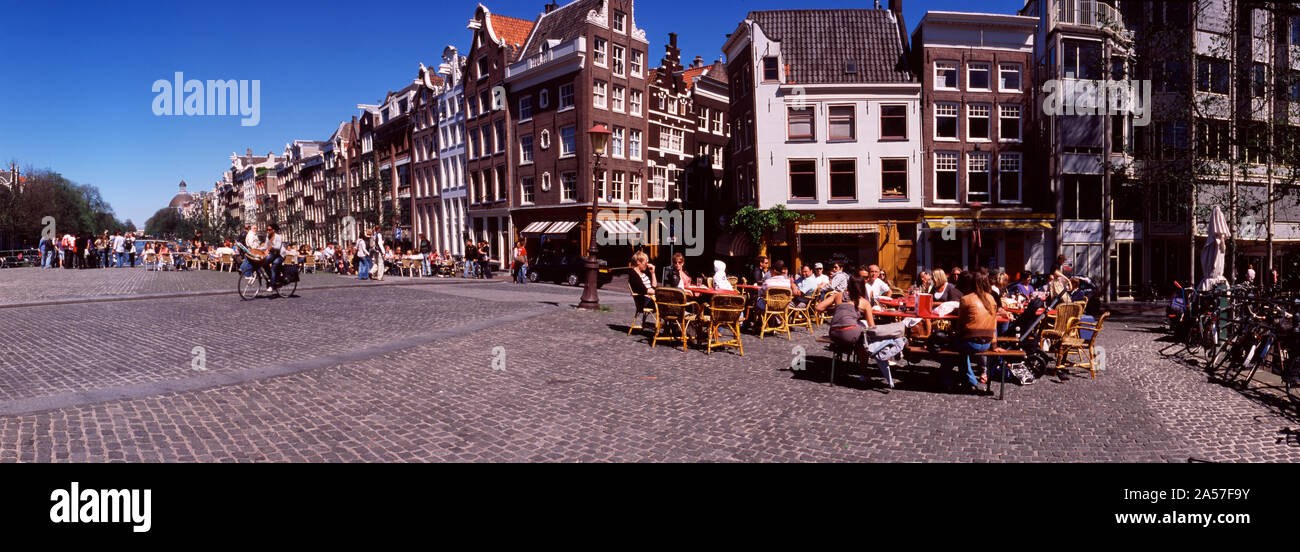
[579,124,612,310]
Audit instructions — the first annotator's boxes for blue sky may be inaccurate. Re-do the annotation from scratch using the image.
[0,0,1024,225]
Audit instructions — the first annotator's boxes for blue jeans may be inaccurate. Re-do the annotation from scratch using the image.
[953,338,992,388]
[463,260,475,279]
[115,252,126,267]
[268,255,284,288]
[357,256,372,280]
[516,264,528,284]
[422,258,432,276]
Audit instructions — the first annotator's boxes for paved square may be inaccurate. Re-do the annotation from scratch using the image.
[1,267,1297,462]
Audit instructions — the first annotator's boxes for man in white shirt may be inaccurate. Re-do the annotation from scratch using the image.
[793,264,828,306]
[1246,264,1256,284]
[866,264,891,299]
[112,232,126,268]
[264,224,286,291]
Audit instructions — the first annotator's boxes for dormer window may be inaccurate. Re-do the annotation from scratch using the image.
[845,62,857,75]
[763,57,779,82]
[614,10,627,33]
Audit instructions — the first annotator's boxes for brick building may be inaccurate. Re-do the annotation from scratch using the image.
[507,0,651,267]
[911,11,1045,276]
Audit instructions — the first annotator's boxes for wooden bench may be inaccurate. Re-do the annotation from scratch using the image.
[902,345,1026,400]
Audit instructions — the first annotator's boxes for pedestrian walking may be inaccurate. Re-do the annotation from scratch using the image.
[372,225,386,281]
[356,230,372,280]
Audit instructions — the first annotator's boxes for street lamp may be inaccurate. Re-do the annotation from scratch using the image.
[579,124,612,310]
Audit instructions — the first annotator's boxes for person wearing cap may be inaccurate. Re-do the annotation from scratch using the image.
[793,263,828,307]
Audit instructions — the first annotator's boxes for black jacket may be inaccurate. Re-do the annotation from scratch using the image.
[752,268,771,286]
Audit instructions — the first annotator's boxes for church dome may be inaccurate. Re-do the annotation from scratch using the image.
[168,180,193,208]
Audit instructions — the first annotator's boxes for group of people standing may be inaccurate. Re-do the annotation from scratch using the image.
[37,231,136,269]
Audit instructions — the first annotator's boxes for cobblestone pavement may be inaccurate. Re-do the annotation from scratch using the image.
[1,273,1297,462]
[0,266,497,306]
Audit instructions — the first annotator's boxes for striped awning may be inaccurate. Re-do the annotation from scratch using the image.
[520,221,553,236]
[796,222,879,235]
[598,219,642,236]
[544,221,580,236]
[922,216,1053,230]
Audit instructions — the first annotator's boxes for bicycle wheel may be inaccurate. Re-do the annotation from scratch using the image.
[276,277,297,298]
[238,270,262,300]
[1283,352,1300,413]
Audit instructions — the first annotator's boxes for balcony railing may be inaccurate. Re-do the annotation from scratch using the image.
[506,37,585,80]
[1061,1,1133,42]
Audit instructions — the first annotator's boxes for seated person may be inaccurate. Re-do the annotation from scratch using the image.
[793,264,827,306]
[628,251,658,311]
[756,260,795,311]
[711,260,734,291]
[931,268,963,303]
[661,252,691,289]
[1009,271,1035,299]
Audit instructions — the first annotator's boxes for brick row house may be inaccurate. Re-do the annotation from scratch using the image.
[648,34,731,274]
[681,57,733,263]
[433,46,470,257]
[412,65,446,254]
[464,4,535,269]
[911,11,1047,275]
[507,0,652,266]
[724,5,924,287]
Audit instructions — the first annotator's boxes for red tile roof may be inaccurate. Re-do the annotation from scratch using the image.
[491,14,536,51]
[681,62,727,90]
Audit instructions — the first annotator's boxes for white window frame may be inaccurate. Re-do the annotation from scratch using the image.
[561,171,577,202]
[629,129,642,160]
[560,126,576,157]
[935,103,959,141]
[966,152,991,203]
[611,171,625,203]
[998,63,1022,92]
[651,165,667,200]
[629,90,642,116]
[613,10,627,33]
[967,62,991,91]
[998,104,1022,142]
[519,96,533,121]
[593,37,608,67]
[630,50,643,78]
[539,129,551,150]
[559,83,575,111]
[593,80,608,110]
[828,104,856,142]
[713,111,723,134]
[629,174,642,204]
[612,45,625,77]
[612,126,625,158]
[967,103,991,141]
[935,61,959,90]
[520,175,535,205]
[934,151,959,204]
[519,134,534,165]
[611,85,625,113]
[998,152,1022,204]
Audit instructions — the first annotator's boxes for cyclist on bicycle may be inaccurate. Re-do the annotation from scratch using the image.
[262,224,286,293]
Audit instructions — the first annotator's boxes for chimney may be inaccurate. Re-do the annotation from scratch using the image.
[889,0,903,15]
[694,56,703,68]
[246,148,253,156]
[545,1,558,13]
[669,32,678,48]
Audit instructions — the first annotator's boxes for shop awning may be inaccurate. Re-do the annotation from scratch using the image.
[714,231,755,257]
[519,221,553,237]
[544,221,580,236]
[922,216,1053,230]
[796,222,879,234]
[598,219,642,236]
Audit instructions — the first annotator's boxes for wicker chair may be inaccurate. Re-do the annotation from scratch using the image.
[696,294,745,355]
[758,287,793,340]
[627,282,656,336]
[809,288,834,328]
[143,252,158,271]
[219,253,234,272]
[1058,312,1110,378]
[652,288,698,351]
[303,255,317,274]
[1041,302,1084,345]
[727,276,739,287]
[786,292,815,335]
